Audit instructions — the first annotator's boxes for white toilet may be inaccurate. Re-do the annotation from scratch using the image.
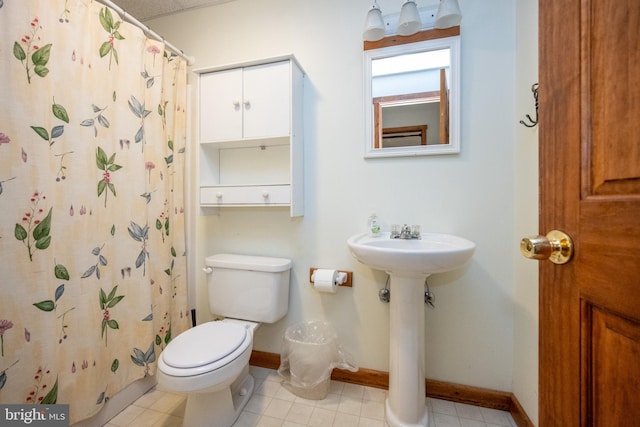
[157,253,292,427]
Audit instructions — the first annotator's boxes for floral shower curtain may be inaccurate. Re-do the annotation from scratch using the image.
[0,0,190,423]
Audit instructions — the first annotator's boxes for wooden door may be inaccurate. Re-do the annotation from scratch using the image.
[538,0,640,425]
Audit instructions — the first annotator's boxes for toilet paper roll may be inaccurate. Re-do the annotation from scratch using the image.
[312,269,338,294]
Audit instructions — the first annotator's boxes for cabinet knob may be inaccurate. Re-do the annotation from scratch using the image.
[216,192,223,199]
[232,100,240,109]
[243,99,251,108]
[262,191,269,199]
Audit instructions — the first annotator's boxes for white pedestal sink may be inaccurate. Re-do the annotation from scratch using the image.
[347,232,475,427]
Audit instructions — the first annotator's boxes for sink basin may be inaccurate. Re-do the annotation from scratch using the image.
[347,232,476,276]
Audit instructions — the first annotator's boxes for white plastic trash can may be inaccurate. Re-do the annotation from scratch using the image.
[278,320,358,400]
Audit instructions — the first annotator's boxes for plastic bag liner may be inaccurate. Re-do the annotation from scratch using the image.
[278,320,358,400]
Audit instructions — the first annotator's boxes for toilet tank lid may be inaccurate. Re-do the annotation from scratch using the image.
[206,253,292,272]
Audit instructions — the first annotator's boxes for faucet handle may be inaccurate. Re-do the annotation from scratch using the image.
[411,225,421,239]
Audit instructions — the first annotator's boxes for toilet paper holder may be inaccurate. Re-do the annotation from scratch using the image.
[309,268,353,287]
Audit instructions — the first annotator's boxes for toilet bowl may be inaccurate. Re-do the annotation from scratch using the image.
[156,253,292,427]
[157,320,257,427]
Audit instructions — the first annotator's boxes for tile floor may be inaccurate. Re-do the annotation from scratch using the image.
[104,367,517,427]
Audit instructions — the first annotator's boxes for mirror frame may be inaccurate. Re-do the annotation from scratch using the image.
[364,29,461,158]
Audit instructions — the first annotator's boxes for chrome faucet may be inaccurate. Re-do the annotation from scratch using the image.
[391,224,422,239]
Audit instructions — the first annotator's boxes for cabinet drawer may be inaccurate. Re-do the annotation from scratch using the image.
[201,185,291,206]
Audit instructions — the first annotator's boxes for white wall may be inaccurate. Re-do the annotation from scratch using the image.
[513,0,539,425]
[148,0,521,395]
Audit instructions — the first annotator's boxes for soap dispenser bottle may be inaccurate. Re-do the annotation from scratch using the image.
[368,213,381,237]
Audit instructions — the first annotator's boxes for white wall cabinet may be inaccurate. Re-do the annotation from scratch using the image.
[196,56,304,216]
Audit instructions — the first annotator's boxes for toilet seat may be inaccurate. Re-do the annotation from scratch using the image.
[160,321,251,377]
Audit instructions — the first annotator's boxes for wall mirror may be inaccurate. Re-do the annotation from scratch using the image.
[364,31,460,158]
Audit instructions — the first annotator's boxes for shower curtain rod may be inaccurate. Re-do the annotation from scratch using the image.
[95,0,195,66]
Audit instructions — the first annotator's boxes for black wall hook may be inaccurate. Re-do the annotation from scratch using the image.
[520,83,539,128]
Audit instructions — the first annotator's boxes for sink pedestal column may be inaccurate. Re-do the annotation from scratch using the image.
[386,273,429,427]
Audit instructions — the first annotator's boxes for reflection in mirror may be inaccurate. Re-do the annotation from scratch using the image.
[374,88,444,148]
[364,31,460,158]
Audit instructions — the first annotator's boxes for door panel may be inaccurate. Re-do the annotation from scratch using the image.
[587,0,640,196]
[242,61,290,139]
[200,69,243,142]
[584,305,640,425]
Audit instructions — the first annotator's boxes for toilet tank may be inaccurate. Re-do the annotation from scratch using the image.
[206,254,291,323]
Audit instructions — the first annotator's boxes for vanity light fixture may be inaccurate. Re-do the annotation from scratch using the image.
[363,2,387,42]
[397,0,422,36]
[363,0,462,41]
[434,0,462,29]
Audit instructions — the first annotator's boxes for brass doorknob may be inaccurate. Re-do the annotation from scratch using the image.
[520,230,574,265]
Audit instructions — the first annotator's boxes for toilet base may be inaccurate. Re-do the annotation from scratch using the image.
[183,368,255,427]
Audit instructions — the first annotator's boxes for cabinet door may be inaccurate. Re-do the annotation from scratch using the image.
[200,69,243,142]
[242,61,291,139]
